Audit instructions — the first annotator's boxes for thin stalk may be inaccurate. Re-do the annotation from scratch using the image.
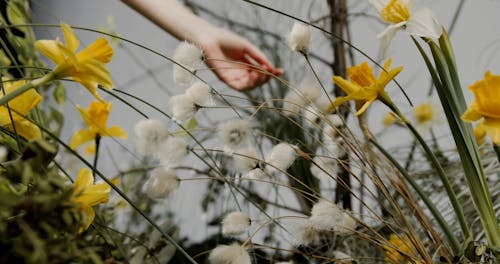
[303,53,333,106]
[0,77,22,152]
[495,145,500,165]
[93,135,101,182]
[383,98,472,241]
[33,121,198,264]
[0,73,54,107]
[370,138,460,254]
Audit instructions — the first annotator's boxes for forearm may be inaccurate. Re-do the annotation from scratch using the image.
[121,0,217,44]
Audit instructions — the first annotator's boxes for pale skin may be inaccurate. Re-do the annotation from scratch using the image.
[122,0,283,91]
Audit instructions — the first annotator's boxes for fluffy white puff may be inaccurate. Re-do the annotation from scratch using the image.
[322,114,343,140]
[208,243,251,264]
[266,143,297,172]
[185,81,214,107]
[169,94,197,123]
[339,212,357,235]
[173,42,203,84]
[282,90,304,116]
[145,168,180,199]
[333,251,354,263]
[156,136,189,167]
[303,105,323,127]
[217,119,252,152]
[222,212,251,236]
[287,22,312,53]
[292,219,319,246]
[309,200,344,231]
[246,168,266,180]
[134,119,170,156]
[233,147,259,173]
[283,79,320,116]
[310,156,337,179]
[324,138,347,159]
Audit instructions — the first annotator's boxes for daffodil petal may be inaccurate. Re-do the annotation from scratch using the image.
[377,23,403,58]
[74,168,93,194]
[73,78,103,102]
[333,76,361,95]
[6,119,41,140]
[77,38,113,63]
[61,22,79,52]
[79,205,95,232]
[105,126,128,139]
[355,99,376,116]
[34,40,65,64]
[70,129,96,149]
[461,101,483,122]
[405,8,442,39]
[482,118,500,145]
[77,59,114,89]
[369,0,386,13]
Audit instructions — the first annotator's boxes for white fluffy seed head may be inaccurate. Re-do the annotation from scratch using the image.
[293,219,319,246]
[324,138,347,159]
[134,119,170,156]
[185,82,214,107]
[246,168,265,180]
[282,91,304,116]
[333,251,354,263]
[145,168,180,199]
[322,114,343,139]
[266,143,297,171]
[208,243,251,264]
[222,212,251,236]
[287,22,312,53]
[303,105,323,127]
[173,42,203,84]
[169,94,197,123]
[233,147,259,173]
[309,200,344,231]
[217,119,252,152]
[156,136,189,167]
[298,78,320,103]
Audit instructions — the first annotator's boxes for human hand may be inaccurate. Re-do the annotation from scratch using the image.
[200,28,283,91]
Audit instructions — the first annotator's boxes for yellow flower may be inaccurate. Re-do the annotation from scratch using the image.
[383,112,397,127]
[332,59,403,116]
[474,122,487,146]
[70,101,127,150]
[0,79,42,140]
[383,234,417,263]
[461,71,500,145]
[35,23,113,101]
[71,168,111,232]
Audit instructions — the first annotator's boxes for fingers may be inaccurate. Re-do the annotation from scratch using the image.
[243,44,283,76]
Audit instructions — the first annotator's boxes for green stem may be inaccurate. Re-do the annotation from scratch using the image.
[93,135,101,182]
[383,96,472,241]
[494,145,500,165]
[370,138,460,253]
[0,73,54,107]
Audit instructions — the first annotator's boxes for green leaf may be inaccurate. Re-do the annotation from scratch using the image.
[52,82,66,105]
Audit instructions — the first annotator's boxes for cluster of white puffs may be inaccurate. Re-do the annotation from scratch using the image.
[133,21,356,263]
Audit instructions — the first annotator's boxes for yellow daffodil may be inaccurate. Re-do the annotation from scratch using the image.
[462,71,500,145]
[332,59,403,116]
[70,100,127,150]
[370,0,442,57]
[383,234,417,264]
[35,23,113,101]
[71,168,111,232]
[413,103,434,124]
[474,122,487,146]
[383,112,397,127]
[0,79,42,140]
